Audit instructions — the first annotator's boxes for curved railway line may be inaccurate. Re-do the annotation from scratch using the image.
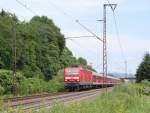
[2,88,112,112]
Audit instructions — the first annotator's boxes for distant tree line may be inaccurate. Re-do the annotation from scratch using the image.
[136,53,150,82]
[0,10,95,94]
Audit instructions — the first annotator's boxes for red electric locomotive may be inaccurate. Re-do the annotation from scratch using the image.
[64,66,120,90]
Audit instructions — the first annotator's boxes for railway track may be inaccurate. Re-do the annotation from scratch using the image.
[3,92,69,103]
[3,88,111,112]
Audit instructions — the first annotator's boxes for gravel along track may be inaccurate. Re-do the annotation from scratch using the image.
[3,88,112,112]
[3,92,69,103]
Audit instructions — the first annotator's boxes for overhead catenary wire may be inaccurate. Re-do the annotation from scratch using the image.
[66,39,100,57]
[15,0,102,55]
[16,0,103,42]
[111,5,128,76]
[47,0,75,20]
[65,36,96,39]
[112,13,126,60]
[106,0,126,61]
[75,20,103,42]
[48,0,103,42]
[15,0,64,36]
[106,0,127,75]
[2,7,26,21]
[15,0,38,15]
[15,0,104,73]
[48,1,104,73]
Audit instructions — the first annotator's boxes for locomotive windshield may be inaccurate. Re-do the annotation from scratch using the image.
[65,68,79,75]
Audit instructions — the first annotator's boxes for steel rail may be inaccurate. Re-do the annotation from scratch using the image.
[3,88,112,112]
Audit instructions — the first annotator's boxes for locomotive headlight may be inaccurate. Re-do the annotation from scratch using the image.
[73,77,79,79]
[77,79,79,81]
[65,77,71,79]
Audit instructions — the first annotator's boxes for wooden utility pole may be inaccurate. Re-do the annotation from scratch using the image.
[12,22,17,95]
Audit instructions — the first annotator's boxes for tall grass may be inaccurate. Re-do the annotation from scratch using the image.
[1,84,150,113]
[38,84,150,113]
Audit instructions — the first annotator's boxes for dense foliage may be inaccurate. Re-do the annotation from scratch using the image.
[0,10,66,80]
[0,10,94,95]
[136,53,150,82]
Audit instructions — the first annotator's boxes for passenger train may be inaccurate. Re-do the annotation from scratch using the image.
[64,66,120,90]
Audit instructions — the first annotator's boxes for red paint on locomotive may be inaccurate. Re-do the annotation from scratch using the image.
[64,66,120,90]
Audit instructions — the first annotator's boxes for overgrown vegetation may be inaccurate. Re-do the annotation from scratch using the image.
[1,84,150,113]
[136,53,150,82]
[0,69,65,97]
[39,84,150,113]
[0,10,94,95]
[140,80,150,95]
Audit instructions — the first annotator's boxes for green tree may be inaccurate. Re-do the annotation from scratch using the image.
[78,57,87,66]
[0,10,96,94]
[136,53,150,82]
[0,12,66,80]
[60,47,78,67]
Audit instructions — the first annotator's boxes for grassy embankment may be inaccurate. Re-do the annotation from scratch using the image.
[46,84,150,113]
[1,83,150,113]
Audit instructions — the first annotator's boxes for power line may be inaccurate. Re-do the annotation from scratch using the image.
[106,0,126,61]
[106,0,117,12]
[15,0,103,72]
[48,0,75,20]
[75,20,103,42]
[15,0,102,52]
[16,0,102,43]
[15,0,37,15]
[113,13,126,60]
[15,0,64,37]
[48,0,103,42]
[67,39,100,69]
[106,0,127,75]
[65,36,95,39]
[66,39,100,57]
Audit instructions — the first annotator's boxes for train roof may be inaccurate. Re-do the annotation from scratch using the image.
[92,72,120,80]
[65,67,120,80]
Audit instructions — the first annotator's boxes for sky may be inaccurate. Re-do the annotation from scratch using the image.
[0,0,150,75]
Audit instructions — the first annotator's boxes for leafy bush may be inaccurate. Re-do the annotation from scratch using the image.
[0,69,25,94]
[18,70,65,95]
[0,69,65,95]
[141,80,150,95]
[49,70,65,92]
[19,78,46,95]
[141,80,150,87]
[0,85,4,95]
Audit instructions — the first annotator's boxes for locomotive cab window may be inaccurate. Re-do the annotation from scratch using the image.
[65,69,79,75]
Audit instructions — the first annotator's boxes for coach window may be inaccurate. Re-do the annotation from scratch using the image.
[93,76,96,80]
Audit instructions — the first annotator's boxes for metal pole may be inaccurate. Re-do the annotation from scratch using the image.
[125,60,127,78]
[103,4,107,92]
[102,4,117,92]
